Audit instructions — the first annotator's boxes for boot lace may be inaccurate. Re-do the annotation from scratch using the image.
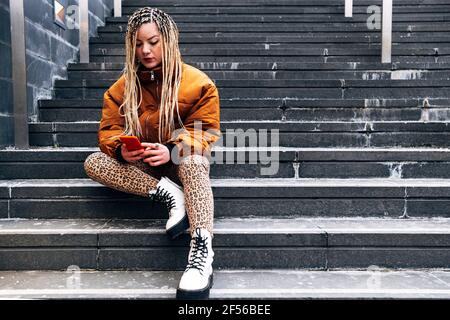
[186,228,208,275]
[149,186,176,214]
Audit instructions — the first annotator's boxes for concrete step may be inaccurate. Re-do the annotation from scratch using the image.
[119,5,450,15]
[90,33,450,44]
[0,217,449,270]
[28,121,450,148]
[3,147,450,179]
[2,178,450,219]
[91,55,450,64]
[38,97,285,122]
[105,13,450,24]
[39,104,448,122]
[121,0,450,7]
[38,98,450,109]
[53,79,450,100]
[66,61,450,71]
[38,98,450,122]
[52,87,449,100]
[96,32,450,42]
[88,46,449,58]
[37,105,450,122]
[0,268,449,299]
[53,79,450,88]
[67,69,450,81]
[97,22,450,33]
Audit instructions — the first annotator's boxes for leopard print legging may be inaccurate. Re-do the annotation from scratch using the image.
[84,152,214,236]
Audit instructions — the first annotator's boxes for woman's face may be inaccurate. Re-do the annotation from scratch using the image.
[135,22,162,69]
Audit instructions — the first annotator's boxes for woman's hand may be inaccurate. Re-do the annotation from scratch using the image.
[141,142,170,166]
[120,144,145,163]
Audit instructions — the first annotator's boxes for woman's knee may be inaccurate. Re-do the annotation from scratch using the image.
[180,155,209,170]
[84,152,109,178]
[178,155,210,174]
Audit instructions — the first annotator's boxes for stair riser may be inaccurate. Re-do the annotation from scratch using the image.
[106,14,450,24]
[31,122,450,131]
[39,108,450,122]
[87,49,449,58]
[119,6,450,15]
[90,56,450,64]
[0,195,450,219]
[38,98,450,109]
[29,132,450,148]
[53,79,450,88]
[39,108,285,122]
[91,34,450,44]
[89,42,450,51]
[3,161,450,179]
[53,87,450,100]
[67,70,450,81]
[41,107,449,122]
[66,62,450,71]
[95,32,450,42]
[2,247,448,270]
[97,24,450,33]
[122,0,450,6]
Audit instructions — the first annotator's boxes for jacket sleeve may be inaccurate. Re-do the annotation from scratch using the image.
[98,77,126,158]
[167,83,221,159]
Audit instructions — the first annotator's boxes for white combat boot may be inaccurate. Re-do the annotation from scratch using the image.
[176,228,214,300]
[149,177,189,239]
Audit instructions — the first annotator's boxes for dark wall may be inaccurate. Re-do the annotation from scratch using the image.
[0,0,13,147]
[0,0,114,147]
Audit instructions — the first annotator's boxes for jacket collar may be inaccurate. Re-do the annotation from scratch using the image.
[137,64,163,82]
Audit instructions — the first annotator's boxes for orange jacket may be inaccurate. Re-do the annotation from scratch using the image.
[98,63,221,160]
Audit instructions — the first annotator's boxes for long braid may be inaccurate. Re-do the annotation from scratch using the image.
[120,7,184,142]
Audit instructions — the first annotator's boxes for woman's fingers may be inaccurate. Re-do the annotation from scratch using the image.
[122,143,169,166]
[123,148,144,158]
[130,150,145,157]
[142,149,161,157]
[144,155,162,163]
[144,155,165,166]
[141,142,157,149]
[122,144,144,155]
[150,155,164,162]
[125,154,143,161]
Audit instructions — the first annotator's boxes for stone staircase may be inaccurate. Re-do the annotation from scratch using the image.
[1,0,450,299]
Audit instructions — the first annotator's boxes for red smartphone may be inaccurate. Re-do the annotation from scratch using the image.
[119,135,144,151]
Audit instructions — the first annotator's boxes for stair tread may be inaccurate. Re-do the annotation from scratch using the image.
[54,79,450,86]
[3,177,450,188]
[66,62,450,71]
[1,217,449,234]
[3,147,450,164]
[0,269,449,299]
[27,121,450,133]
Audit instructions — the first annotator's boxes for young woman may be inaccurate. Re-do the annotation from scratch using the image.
[84,7,220,300]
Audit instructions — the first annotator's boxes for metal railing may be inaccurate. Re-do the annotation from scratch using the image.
[345,0,353,17]
[9,0,28,148]
[114,0,122,17]
[345,0,392,63]
[79,0,89,63]
[382,0,393,64]
[79,0,122,63]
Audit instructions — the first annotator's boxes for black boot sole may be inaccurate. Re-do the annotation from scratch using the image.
[176,274,214,300]
[166,214,190,239]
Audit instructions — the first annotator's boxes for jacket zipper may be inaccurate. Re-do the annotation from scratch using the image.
[145,72,159,141]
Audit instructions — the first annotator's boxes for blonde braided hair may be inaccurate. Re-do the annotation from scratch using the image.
[120,7,183,142]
